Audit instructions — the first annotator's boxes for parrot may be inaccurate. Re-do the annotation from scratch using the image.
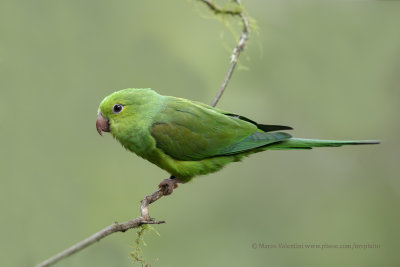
[96,88,379,195]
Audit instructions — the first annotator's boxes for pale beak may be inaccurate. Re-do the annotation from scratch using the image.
[96,113,110,136]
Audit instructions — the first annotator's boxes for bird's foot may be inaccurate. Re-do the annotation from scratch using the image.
[158,176,181,195]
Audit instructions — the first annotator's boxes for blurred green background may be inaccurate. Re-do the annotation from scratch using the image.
[1,0,399,266]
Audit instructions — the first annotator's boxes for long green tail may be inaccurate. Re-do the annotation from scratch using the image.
[267,138,380,150]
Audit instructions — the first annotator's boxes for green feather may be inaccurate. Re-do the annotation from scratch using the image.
[97,88,380,182]
[219,132,291,155]
[266,138,380,150]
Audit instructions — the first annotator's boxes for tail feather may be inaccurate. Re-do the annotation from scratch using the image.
[266,138,380,150]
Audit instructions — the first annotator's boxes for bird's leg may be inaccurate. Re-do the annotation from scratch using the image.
[158,176,181,195]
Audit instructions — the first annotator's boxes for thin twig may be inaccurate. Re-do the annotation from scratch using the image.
[200,0,241,15]
[197,0,250,107]
[36,189,166,267]
[36,1,250,266]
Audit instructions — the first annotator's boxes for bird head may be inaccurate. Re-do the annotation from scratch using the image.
[96,88,157,137]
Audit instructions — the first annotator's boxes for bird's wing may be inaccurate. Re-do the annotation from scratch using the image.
[151,97,291,160]
[191,100,293,132]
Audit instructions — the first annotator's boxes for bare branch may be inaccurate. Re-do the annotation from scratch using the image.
[197,0,250,107]
[36,189,166,267]
[199,0,241,16]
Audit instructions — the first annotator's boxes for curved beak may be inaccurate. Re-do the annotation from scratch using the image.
[96,112,110,136]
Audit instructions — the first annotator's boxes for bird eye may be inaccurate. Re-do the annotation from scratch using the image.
[112,104,124,114]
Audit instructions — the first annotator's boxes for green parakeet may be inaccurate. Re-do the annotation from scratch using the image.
[96,88,379,194]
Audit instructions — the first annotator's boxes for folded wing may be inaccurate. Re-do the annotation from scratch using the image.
[151,98,291,160]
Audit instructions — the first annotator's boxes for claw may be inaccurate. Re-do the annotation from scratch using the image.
[158,177,181,195]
